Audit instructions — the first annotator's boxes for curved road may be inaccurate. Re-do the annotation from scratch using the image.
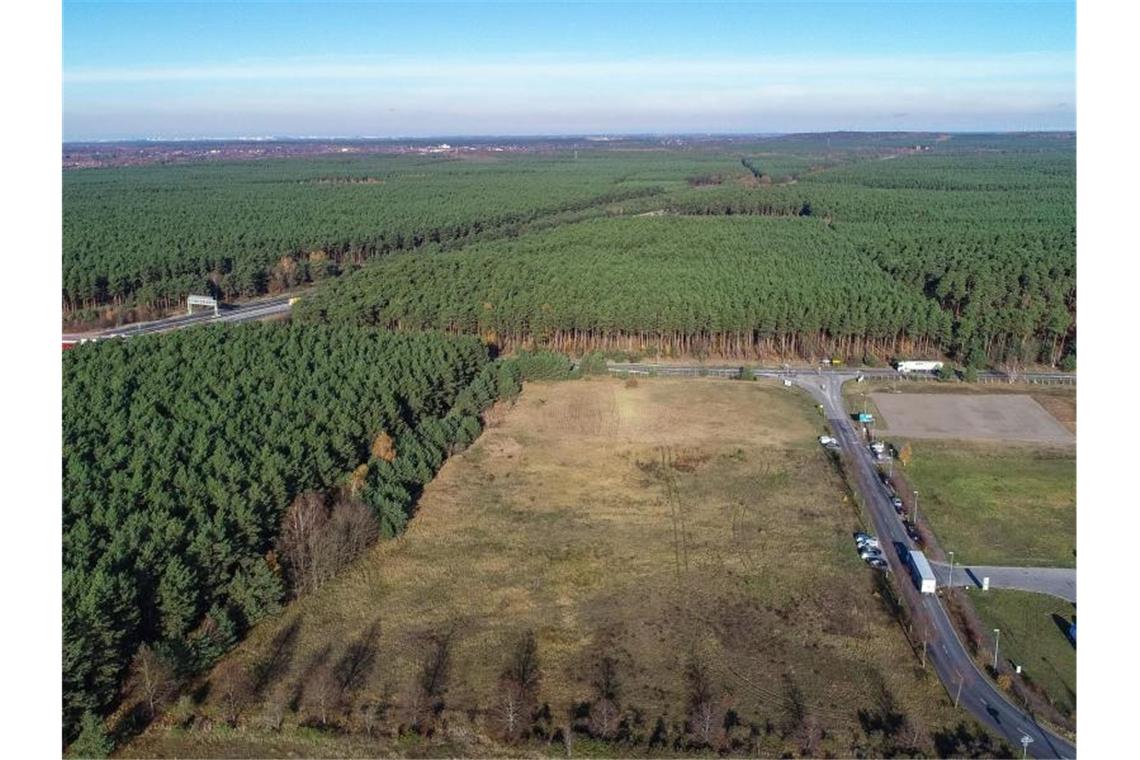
[790,372,1075,758]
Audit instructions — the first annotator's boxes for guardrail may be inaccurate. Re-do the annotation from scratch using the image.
[602,363,1076,386]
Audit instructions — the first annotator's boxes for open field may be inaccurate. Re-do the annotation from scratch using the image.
[969,590,1077,720]
[901,441,1075,568]
[871,393,1073,444]
[126,378,980,757]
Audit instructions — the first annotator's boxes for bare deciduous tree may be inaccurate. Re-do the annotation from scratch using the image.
[127,643,178,720]
[279,492,379,595]
[493,630,542,741]
[493,681,529,741]
[586,654,623,738]
[278,491,329,595]
[799,713,823,756]
[405,629,454,735]
[301,661,340,726]
[214,660,252,726]
[588,697,620,740]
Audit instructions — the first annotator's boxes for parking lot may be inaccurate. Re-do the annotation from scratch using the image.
[870,393,1074,444]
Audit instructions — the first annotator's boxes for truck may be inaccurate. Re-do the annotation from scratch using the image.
[907,550,937,594]
[896,360,944,373]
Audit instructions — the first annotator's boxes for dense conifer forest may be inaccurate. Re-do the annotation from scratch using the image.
[291,140,1075,366]
[63,135,1075,365]
[62,325,519,739]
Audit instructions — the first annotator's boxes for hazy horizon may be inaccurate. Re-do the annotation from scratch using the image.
[64,1,1075,141]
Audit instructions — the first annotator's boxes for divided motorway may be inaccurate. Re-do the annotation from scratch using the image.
[62,294,296,343]
[792,372,1075,759]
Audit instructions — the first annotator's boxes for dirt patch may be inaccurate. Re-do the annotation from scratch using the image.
[871,393,1074,444]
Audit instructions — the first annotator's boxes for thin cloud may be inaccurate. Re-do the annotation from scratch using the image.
[65,51,1073,85]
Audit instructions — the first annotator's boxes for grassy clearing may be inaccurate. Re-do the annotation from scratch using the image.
[127,377,984,757]
[900,441,1074,567]
[969,590,1076,719]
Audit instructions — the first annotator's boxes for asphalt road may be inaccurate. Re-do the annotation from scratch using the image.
[607,361,1076,385]
[789,372,1076,758]
[63,294,296,343]
[932,563,1077,604]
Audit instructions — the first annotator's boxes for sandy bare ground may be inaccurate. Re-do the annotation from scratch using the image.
[871,393,1074,444]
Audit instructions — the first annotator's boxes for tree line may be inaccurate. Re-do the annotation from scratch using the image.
[296,215,953,361]
[62,324,521,742]
[74,622,1013,759]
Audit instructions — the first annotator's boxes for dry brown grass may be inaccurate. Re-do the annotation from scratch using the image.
[127,378,974,757]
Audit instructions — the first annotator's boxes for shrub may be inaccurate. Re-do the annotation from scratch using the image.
[68,711,113,758]
[578,351,608,376]
[510,350,573,381]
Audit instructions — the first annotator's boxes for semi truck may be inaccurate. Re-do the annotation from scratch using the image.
[907,550,937,594]
[896,360,944,373]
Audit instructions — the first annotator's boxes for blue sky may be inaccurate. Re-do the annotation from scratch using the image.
[63,1,1076,140]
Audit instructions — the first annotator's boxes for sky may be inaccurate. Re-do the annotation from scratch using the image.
[62,1,1076,140]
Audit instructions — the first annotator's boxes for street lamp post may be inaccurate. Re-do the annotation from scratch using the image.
[993,628,1001,670]
[913,490,919,525]
[948,551,955,588]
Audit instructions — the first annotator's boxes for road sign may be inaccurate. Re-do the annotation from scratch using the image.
[187,294,219,316]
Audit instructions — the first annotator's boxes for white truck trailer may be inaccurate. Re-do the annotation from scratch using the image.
[907,550,937,594]
[896,360,944,373]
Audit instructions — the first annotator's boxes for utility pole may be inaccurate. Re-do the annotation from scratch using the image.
[993,628,1001,670]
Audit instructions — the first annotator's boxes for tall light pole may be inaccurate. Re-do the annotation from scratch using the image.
[913,490,919,525]
[993,628,1001,670]
[948,551,955,588]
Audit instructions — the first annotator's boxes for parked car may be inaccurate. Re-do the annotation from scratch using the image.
[860,547,883,560]
[891,496,903,510]
[868,557,889,570]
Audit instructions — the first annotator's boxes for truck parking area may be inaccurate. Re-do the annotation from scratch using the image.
[870,393,1074,444]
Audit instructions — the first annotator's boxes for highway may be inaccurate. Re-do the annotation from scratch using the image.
[62,294,296,344]
[790,372,1075,758]
[606,361,1076,385]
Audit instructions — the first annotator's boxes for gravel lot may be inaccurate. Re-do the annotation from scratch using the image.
[871,393,1074,444]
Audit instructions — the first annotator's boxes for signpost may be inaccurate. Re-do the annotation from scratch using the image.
[187,294,219,316]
